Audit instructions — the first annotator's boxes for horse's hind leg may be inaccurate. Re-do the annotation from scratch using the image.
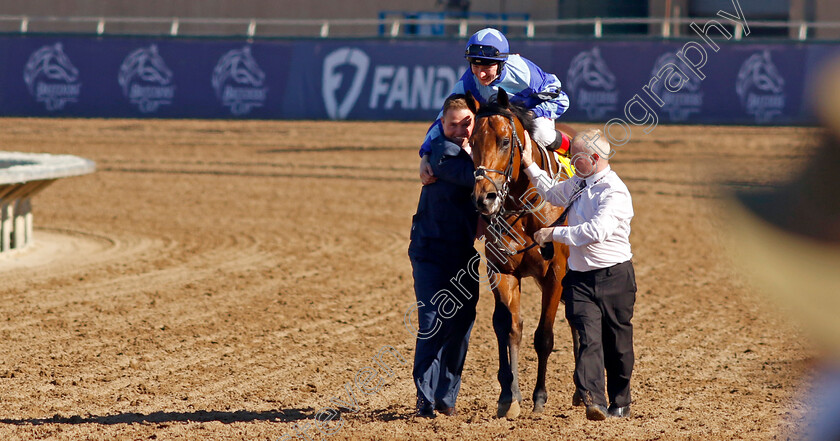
[532,276,563,414]
[492,274,523,418]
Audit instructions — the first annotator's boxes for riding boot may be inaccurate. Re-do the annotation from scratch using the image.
[545,130,571,154]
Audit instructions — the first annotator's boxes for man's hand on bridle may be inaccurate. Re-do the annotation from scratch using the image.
[521,130,535,168]
[534,227,555,246]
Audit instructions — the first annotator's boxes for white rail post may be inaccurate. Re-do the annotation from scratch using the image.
[798,22,808,40]
[247,19,256,37]
[170,18,179,36]
[662,18,671,38]
[0,202,11,251]
[458,19,467,37]
[97,17,105,35]
[13,199,26,249]
[526,20,535,38]
[20,16,28,33]
[390,19,400,37]
[595,18,603,38]
[734,22,743,40]
[674,5,681,37]
[22,198,32,246]
[320,21,329,38]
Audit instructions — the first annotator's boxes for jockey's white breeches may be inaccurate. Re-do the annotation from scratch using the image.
[531,117,557,148]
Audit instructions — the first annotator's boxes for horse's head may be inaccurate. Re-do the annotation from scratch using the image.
[212,47,265,96]
[567,47,616,94]
[230,47,265,87]
[23,43,79,92]
[140,45,174,84]
[118,45,173,94]
[754,50,784,94]
[652,52,702,93]
[468,90,533,217]
[737,50,785,99]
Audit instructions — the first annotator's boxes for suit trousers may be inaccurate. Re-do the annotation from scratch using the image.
[409,243,479,408]
[562,260,636,408]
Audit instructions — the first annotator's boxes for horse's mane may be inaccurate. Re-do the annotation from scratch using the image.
[476,99,537,137]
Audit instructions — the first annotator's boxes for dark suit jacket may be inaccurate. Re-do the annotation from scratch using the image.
[409,137,478,260]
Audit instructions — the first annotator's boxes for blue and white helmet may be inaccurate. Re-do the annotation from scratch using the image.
[464,28,510,65]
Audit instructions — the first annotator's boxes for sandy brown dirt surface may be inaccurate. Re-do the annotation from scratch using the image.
[0,118,824,440]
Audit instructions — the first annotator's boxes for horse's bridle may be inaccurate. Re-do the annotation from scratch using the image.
[473,112,543,256]
[473,113,522,217]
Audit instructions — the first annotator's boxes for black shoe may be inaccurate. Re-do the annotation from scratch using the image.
[572,389,584,407]
[435,402,456,416]
[608,405,631,418]
[585,404,608,421]
[415,397,435,419]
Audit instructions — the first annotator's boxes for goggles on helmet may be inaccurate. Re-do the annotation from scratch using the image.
[465,44,507,61]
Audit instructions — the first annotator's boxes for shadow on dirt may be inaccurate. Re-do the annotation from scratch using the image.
[0,408,316,425]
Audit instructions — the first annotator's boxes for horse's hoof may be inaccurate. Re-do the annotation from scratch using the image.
[532,402,545,415]
[497,400,521,419]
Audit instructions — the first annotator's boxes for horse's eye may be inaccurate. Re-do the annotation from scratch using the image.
[502,137,511,148]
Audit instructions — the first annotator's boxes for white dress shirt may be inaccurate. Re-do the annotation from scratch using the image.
[524,163,634,272]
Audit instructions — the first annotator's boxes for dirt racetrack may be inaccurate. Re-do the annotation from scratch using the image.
[0,118,823,440]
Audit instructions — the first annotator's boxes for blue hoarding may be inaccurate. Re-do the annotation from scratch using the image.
[0,34,838,125]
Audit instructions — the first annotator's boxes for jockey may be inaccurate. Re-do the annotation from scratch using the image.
[420,28,571,183]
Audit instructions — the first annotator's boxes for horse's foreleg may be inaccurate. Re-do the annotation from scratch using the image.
[532,275,563,414]
[492,274,523,418]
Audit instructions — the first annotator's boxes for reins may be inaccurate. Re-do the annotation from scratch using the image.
[473,111,559,256]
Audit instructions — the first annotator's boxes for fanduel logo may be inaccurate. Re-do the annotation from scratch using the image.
[212,46,267,116]
[118,45,176,114]
[23,42,81,111]
[736,50,786,123]
[566,47,619,119]
[322,47,460,120]
[650,52,703,122]
[323,48,369,120]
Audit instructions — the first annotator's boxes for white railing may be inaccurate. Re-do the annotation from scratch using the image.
[0,152,95,253]
[2,14,840,40]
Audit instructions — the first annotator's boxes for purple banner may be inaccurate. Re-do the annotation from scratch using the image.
[0,34,838,125]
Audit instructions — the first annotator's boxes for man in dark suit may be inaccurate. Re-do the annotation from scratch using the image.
[408,94,479,418]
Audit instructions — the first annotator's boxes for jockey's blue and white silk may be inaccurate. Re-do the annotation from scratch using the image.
[419,54,570,157]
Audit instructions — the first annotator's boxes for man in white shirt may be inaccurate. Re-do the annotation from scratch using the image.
[522,128,637,421]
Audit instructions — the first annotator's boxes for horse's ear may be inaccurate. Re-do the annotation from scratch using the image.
[496,89,510,108]
[465,91,479,115]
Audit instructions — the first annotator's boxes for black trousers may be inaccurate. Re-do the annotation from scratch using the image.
[408,241,479,408]
[562,260,636,408]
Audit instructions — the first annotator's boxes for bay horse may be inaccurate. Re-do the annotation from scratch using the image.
[466,91,579,418]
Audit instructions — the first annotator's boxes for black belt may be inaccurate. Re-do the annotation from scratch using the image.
[567,260,632,276]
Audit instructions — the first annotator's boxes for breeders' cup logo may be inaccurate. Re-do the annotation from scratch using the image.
[212,46,267,116]
[118,45,176,113]
[566,47,619,119]
[23,43,81,111]
[322,47,370,120]
[736,50,786,123]
[650,52,703,122]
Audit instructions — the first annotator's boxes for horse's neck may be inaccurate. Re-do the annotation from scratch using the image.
[529,140,554,177]
[506,136,549,207]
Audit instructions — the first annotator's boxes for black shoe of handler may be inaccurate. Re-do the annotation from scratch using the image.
[585,404,608,421]
[415,397,436,419]
[608,405,631,418]
[435,402,456,416]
